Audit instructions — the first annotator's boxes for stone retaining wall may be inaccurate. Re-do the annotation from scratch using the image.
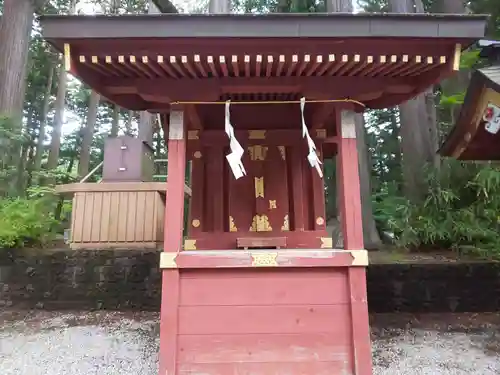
[0,249,499,312]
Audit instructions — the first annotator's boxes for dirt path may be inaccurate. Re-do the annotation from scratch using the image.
[0,310,499,374]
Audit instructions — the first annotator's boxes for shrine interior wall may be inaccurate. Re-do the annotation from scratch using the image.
[0,249,499,313]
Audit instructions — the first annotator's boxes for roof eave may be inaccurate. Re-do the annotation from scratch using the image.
[439,68,500,160]
[439,71,484,157]
[39,13,488,41]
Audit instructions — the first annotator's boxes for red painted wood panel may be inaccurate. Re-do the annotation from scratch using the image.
[288,145,305,231]
[337,137,363,250]
[172,266,355,374]
[188,147,205,234]
[190,230,329,249]
[301,156,314,231]
[160,129,186,375]
[177,361,352,375]
[348,268,373,375]
[177,333,351,363]
[187,130,329,248]
[179,269,348,306]
[264,145,289,232]
[311,148,326,231]
[336,110,373,375]
[228,147,254,232]
[205,147,224,232]
[178,305,351,335]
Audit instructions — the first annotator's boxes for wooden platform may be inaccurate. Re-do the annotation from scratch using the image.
[159,249,370,375]
[56,182,190,250]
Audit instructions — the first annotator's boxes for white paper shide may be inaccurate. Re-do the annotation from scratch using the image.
[224,101,246,179]
[300,97,323,178]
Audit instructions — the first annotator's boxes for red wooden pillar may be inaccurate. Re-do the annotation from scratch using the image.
[159,109,186,375]
[336,110,373,375]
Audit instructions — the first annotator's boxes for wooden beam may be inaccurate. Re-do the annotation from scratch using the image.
[55,181,191,197]
[159,108,186,375]
[191,129,327,146]
[336,109,373,375]
[103,76,414,103]
[159,249,369,269]
[452,43,462,71]
[311,103,336,129]
[185,104,203,130]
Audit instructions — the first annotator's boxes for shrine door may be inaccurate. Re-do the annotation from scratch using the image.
[227,144,290,236]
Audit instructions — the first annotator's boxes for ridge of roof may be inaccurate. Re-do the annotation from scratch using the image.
[39,12,489,21]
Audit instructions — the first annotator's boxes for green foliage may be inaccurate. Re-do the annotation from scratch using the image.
[0,115,62,249]
[373,161,500,257]
[468,0,500,38]
[0,115,26,195]
[0,196,58,248]
[440,92,465,107]
[460,49,481,70]
[232,0,323,13]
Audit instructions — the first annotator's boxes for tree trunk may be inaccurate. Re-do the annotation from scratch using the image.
[78,91,100,178]
[34,63,54,172]
[148,0,160,13]
[414,0,424,12]
[436,0,468,141]
[209,0,230,13]
[111,104,120,137]
[0,0,34,120]
[155,131,162,158]
[388,0,440,202]
[16,107,35,194]
[399,98,432,201]
[46,62,67,171]
[55,149,78,221]
[355,113,382,249]
[46,0,77,173]
[139,111,154,146]
[326,0,382,248]
[110,0,120,13]
[389,0,415,12]
[0,0,35,186]
[437,0,464,13]
[134,0,160,144]
[125,110,134,135]
[325,0,352,12]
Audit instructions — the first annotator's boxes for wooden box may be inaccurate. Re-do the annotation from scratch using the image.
[102,136,155,182]
[60,183,166,250]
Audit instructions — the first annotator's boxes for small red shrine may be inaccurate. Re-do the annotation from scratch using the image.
[41,12,486,375]
[441,40,500,160]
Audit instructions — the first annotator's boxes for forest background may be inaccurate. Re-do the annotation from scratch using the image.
[0,0,499,256]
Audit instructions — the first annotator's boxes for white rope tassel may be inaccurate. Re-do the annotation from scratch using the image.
[224,101,246,179]
[300,97,323,178]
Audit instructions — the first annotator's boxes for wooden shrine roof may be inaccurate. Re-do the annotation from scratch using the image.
[39,13,487,112]
[440,65,500,160]
[41,13,486,39]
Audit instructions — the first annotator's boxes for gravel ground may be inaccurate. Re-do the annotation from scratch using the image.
[0,310,499,375]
